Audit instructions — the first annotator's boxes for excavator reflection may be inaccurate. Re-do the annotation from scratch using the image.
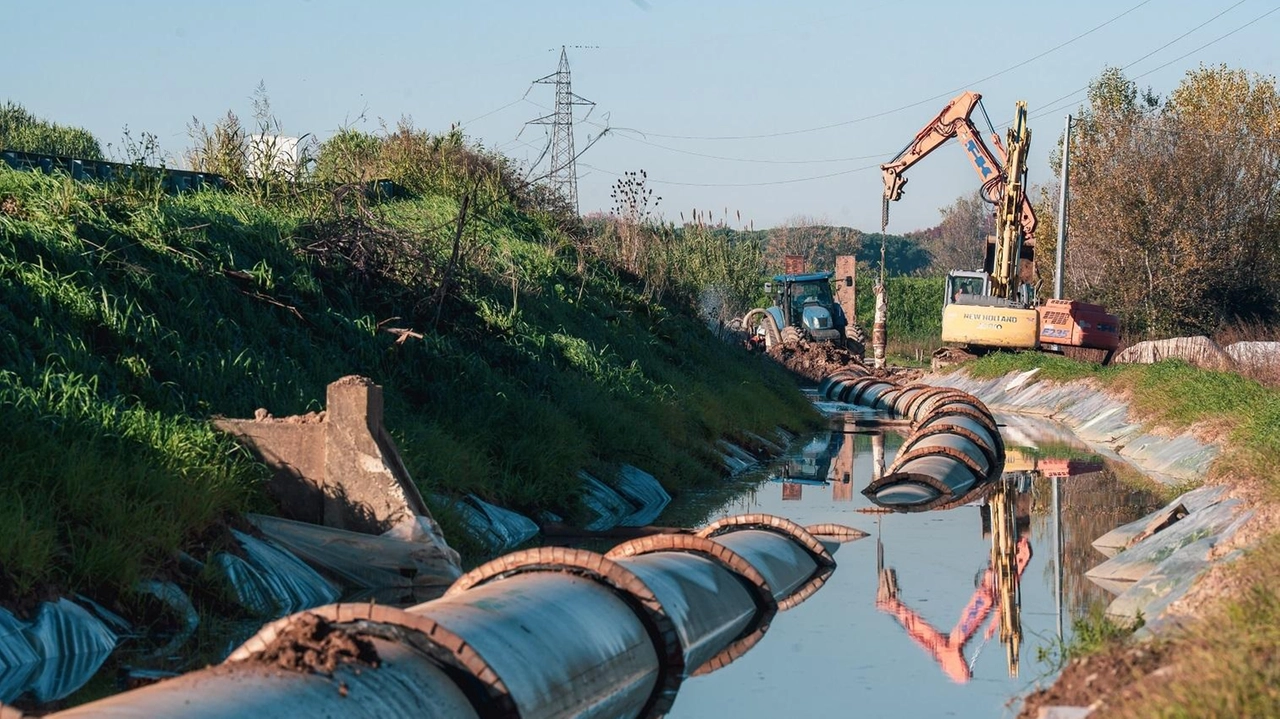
[875,474,1032,683]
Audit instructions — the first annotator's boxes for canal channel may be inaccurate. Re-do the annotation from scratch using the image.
[664,395,1161,719]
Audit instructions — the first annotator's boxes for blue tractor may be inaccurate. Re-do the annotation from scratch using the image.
[746,271,863,352]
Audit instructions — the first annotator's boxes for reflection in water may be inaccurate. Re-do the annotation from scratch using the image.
[875,474,1033,683]
[664,410,1164,719]
[769,425,890,504]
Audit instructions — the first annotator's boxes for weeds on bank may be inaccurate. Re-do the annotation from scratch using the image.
[0,160,817,602]
[1036,604,1138,672]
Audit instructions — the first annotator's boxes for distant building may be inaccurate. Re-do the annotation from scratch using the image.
[246,134,301,179]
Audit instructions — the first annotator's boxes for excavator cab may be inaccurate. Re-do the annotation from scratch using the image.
[945,272,989,305]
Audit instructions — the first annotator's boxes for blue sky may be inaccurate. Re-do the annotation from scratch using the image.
[6,0,1278,231]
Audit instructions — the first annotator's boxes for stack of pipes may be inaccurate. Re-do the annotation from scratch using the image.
[820,370,1005,511]
[46,515,862,719]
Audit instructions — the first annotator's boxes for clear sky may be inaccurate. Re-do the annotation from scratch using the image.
[6,0,1278,232]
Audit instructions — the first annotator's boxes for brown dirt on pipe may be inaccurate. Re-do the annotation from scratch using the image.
[253,613,381,676]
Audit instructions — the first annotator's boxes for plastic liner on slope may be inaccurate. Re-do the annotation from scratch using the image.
[614,464,672,527]
[1226,341,1280,371]
[925,372,1221,486]
[450,495,539,554]
[716,441,758,476]
[1093,485,1229,558]
[133,580,199,659]
[0,600,116,704]
[210,531,341,618]
[246,513,462,592]
[0,609,40,704]
[1085,499,1242,595]
[717,451,752,475]
[1107,510,1253,628]
[577,472,633,532]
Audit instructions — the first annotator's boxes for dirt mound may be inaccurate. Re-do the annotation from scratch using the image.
[254,613,380,676]
[767,340,866,383]
[1017,643,1169,718]
[765,340,923,385]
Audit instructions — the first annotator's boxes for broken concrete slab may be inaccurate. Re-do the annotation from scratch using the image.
[214,376,450,551]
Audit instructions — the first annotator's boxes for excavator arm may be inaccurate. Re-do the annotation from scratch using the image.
[879,91,1037,241]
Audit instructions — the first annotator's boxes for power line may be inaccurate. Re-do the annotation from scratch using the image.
[623,0,1155,141]
[580,160,882,188]
[546,2,1274,191]
[521,97,896,165]
[460,94,530,128]
[1028,0,1254,120]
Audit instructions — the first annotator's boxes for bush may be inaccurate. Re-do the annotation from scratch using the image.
[0,101,103,159]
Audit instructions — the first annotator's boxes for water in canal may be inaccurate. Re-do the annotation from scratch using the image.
[665,401,1161,719]
[14,400,1161,716]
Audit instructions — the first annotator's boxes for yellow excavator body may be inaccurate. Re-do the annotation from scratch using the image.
[940,303,1039,349]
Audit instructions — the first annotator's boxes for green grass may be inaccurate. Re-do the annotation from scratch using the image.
[1036,603,1138,672]
[0,165,819,603]
[965,351,1107,383]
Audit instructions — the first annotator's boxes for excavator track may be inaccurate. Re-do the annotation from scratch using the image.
[1049,344,1113,365]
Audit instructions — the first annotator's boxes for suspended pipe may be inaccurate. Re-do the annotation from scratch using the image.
[47,514,857,719]
[819,374,1005,511]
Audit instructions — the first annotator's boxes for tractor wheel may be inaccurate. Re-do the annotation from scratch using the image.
[780,326,802,344]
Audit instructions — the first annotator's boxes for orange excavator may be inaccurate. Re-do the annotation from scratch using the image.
[880,91,1120,363]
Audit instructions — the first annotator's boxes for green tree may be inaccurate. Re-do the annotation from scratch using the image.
[915,189,994,274]
[1058,65,1280,336]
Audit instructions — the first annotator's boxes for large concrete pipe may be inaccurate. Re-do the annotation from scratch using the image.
[818,374,1005,511]
[47,515,859,719]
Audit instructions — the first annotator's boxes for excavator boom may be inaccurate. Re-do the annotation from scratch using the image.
[880,91,1036,242]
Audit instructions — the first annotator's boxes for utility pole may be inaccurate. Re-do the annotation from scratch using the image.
[1054,115,1072,300]
[532,47,595,215]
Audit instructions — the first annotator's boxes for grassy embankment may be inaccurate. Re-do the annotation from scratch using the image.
[963,352,1280,717]
[0,166,819,608]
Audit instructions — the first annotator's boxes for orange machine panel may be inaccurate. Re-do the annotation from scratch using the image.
[1038,299,1120,350]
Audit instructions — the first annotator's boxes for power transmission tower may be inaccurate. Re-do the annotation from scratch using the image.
[531,46,594,214]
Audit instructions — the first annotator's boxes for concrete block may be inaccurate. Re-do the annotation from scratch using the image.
[215,375,438,538]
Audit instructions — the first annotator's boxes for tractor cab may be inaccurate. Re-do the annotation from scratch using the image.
[762,271,847,343]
